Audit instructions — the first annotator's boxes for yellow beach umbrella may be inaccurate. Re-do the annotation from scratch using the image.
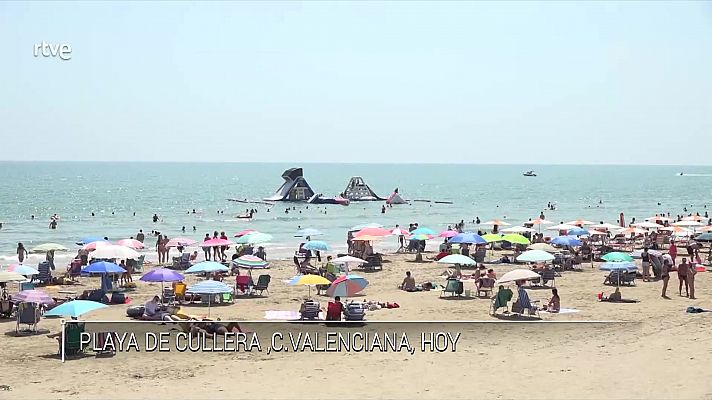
[289,274,331,297]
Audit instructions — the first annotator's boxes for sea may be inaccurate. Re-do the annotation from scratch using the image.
[1,162,711,265]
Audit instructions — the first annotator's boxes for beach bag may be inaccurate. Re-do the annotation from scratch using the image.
[110,292,126,304]
[345,304,365,321]
[126,306,145,318]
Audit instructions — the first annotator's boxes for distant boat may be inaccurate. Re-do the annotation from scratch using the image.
[523,171,537,177]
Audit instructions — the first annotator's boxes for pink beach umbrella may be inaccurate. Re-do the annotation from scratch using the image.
[234,229,255,238]
[116,239,145,249]
[83,241,111,251]
[166,237,198,248]
[354,227,392,237]
[14,289,55,305]
[439,230,459,238]
[201,238,234,247]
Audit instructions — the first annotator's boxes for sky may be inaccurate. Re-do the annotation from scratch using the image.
[1,1,711,164]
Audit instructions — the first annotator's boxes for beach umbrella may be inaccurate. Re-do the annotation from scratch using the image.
[90,244,140,259]
[83,241,111,251]
[352,235,384,242]
[496,269,541,284]
[235,233,271,245]
[116,239,145,249]
[44,300,108,318]
[354,227,393,237]
[185,261,229,274]
[0,271,27,283]
[202,238,235,247]
[166,237,198,247]
[481,233,503,243]
[593,222,623,230]
[516,250,555,263]
[391,228,410,236]
[76,236,107,246]
[601,252,634,262]
[482,220,511,226]
[501,234,531,245]
[350,223,383,231]
[501,226,536,234]
[694,233,712,242]
[528,243,557,252]
[587,229,608,236]
[437,254,477,265]
[408,234,433,241]
[567,227,589,236]
[673,220,703,227]
[698,225,712,232]
[449,232,486,245]
[303,240,331,252]
[295,228,324,238]
[13,289,55,305]
[234,229,256,238]
[547,224,577,231]
[645,216,673,222]
[438,230,460,238]
[235,255,270,269]
[7,264,39,276]
[186,280,233,316]
[140,268,185,283]
[411,227,436,236]
[599,262,638,272]
[82,261,126,274]
[326,275,369,298]
[630,249,663,258]
[288,274,331,297]
[683,215,706,222]
[30,243,69,253]
[550,236,582,247]
[332,255,367,265]
[529,218,554,225]
[617,227,647,236]
[632,221,664,229]
[566,219,595,226]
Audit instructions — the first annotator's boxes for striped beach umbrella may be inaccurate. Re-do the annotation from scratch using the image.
[326,275,369,298]
[236,255,269,269]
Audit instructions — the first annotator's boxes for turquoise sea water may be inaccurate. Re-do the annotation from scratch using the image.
[1,162,711,262]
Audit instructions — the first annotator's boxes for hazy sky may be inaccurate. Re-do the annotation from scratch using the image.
[1,2,711,164]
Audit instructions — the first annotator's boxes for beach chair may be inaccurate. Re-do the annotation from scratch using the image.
[440,279,463,298]
[532,269,556,288]
[489,286,513,315]
[20,282,35,291]
[0,299,13,318]
[603,271,623,286]
[62,322,86,357]
[620,271,636,286]
[344,303,365,321]
[174,282,187,303]
[477,278,495,298]
[326,301,343,321]
[133,255,145,273]
[162,287,176,305]
[235,275,252,295]
[68,259,83,279]
[252,275,271,296]
[36,261,52,284]
[94,332,116,357]
[512,288,540,317]
[300,300,321,320]
[16,302,41,332]
[362,254,383,272]
[473,248,486,263]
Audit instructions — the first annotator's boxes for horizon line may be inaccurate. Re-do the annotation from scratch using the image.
[0,160,708,167]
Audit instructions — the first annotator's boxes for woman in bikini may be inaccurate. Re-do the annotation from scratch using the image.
[677,258,689,297]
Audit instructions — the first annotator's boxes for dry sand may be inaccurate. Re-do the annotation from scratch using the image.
[2,251,712,399]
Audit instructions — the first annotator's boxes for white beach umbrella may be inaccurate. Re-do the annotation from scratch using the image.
[501,226,536,234]
[682,215,706,222]
[592,223,622,230]
[496,269,541,284]
[617,227,647,236]
[90,244,140,259]
[673,220,703,227]
[331,256,367,265]
[547,224,577,231]
[529,218,554,225]
[527,243,557,252]
[632,221,664,229]
[586,229,608,236]
[645,216,673,222]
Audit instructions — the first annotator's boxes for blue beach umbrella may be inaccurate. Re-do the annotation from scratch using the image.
[411,227,436,236]
[82,261,126,274]
[550,236,582,247]
[140,268,185,283]
[599,262,638,272]
[185,261,229,274]
[448,232,487,245]
[186,280,233,316]
[303,240,331,252]
[568,227,589,236]
[76,236,107,246]
[45,300,108,318]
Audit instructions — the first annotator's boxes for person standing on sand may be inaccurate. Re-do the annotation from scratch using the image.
[203,233,211,261]
[641,247,651,282]
[155,235,164,264]
[163,235,170,262]
[669,241,677,266]
[661,255,671,299]
[212,231,220,262]
[687,260,697,299]
[136,229,145,243]
[677,258,689,297]
[16,243,28,264]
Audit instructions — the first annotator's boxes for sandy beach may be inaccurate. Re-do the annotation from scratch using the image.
[2,248,712,399]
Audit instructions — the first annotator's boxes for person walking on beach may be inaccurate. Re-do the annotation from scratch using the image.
[669,241,677,266]
[687,259,697,299]
[641,247,651,282]
[16,243,28,264]
[203,233,211,261]
[677,257,689,297]
[220,231,229,261]
[212,231,220,261]
[163,235,170,262]
[155,235,164,264]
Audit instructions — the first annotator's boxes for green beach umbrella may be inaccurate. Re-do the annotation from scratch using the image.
[482,234,503,243]
[601,252,634,262]
[501,234,530,245]
[516,250,555,263]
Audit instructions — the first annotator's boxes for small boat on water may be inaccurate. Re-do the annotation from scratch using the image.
[523,171,537,177]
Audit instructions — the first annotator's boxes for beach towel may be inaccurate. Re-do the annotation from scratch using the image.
[493,286,513,310]
[541,308,580,314]
[264,310,325,320]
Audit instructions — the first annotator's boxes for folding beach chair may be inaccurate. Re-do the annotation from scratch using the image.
[440,279,463,298]
[252,275,271,296]
[16,302,40,333]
